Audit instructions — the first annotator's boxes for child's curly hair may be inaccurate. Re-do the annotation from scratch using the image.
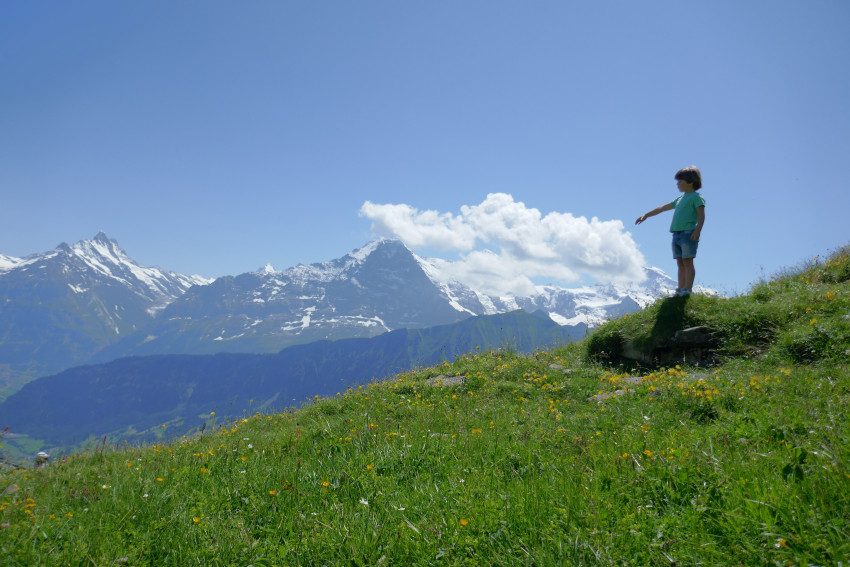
[674,166,702,190]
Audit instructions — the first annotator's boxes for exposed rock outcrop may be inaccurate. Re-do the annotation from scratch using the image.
[622,325,718,366]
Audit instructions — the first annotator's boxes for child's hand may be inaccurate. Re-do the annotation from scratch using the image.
[635,215,646,225]
[690,230,701,241]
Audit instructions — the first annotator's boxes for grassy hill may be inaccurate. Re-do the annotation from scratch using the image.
[0,310,585,454]
[1,246,848,565]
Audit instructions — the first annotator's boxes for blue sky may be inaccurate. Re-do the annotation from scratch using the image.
[2,1,848,295]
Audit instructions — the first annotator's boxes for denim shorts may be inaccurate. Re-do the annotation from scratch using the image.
[672,230,699,259]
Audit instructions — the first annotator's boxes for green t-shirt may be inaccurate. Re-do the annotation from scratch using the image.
[669,192,706,232]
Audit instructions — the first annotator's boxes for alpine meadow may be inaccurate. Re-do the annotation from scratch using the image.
[3,3,849,565]
[1,246,849,565]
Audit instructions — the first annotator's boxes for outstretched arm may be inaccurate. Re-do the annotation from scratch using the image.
[635,203,673,225]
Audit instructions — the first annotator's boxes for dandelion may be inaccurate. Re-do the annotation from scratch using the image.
[156,478,164,482]
[367,464,374,470]
[269,490,277,496]
[200,467,210,474]
[193,517,201,524]
[643,450,653,458]
[322,481,330,487]
[459,518,469,526]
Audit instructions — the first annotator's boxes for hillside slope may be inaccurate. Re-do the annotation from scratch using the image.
[0,310,585,450]
[1,246,848,566]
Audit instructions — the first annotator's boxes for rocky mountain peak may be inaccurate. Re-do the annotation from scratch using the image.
[0,234,213,384]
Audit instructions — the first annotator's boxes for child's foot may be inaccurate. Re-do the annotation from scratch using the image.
[676,288,691,297]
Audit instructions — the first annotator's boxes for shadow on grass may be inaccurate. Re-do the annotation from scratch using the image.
[648,295,690,348]
[586,294,697,371]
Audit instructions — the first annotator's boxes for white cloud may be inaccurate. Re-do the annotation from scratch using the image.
[358,201,477,250]
[360,193,646,296]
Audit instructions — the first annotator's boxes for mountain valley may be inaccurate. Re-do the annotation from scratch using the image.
[1,233,674,455]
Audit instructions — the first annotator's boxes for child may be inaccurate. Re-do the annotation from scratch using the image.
[635,166,705,296]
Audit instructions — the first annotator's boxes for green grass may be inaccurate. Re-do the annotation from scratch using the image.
[2,246,849,566]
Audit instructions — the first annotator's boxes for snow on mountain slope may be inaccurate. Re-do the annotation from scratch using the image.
[0,253,23,273]
[0,233,213,384]
[65,232,212,303]
[324,239,677,328]
[406,242,676,327]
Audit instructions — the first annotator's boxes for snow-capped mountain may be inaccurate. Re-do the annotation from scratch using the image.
[0,233,211,391]
[94,239,675,361]
[63,232,210,310]
[1,231,210,312]
[92,239,475,359]
[424,260,675,327]
[1,234,676,399]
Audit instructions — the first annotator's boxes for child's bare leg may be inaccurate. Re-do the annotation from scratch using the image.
[676,258,687,290]
[682,257,695,290]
